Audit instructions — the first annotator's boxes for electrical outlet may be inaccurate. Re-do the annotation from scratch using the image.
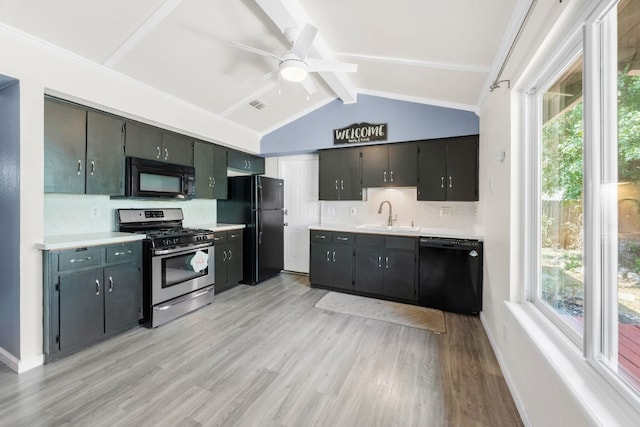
[350,207,357,216]
[90,207,100,218]
[440,207,451,217]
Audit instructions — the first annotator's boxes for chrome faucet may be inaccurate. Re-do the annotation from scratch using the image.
[378,200,395,226]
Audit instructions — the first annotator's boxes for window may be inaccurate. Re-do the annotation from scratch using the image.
[536,54,585,342]
[527,0,640,402]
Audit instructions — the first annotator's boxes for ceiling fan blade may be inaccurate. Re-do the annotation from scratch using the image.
[307,58,358,73]
[291,23,317,58]
[230,41,282,61]
[300,76,317,95]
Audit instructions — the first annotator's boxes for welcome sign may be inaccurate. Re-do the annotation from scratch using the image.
[333,122,387,145]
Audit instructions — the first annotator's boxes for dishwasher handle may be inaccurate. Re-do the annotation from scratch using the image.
[419,237,480,250]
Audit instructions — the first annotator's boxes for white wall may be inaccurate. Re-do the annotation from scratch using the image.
[320,187,479,234]
[0,23,261,369]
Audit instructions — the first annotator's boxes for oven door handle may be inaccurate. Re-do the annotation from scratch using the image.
[154,243,212,256]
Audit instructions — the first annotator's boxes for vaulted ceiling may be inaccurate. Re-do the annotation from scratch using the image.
[0,0,520,136]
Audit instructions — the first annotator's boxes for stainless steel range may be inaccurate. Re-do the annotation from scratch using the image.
[118,208,215,327]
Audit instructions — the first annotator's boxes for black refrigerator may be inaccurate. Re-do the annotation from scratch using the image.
[217,175,284,285]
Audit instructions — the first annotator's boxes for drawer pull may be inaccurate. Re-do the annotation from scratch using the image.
[316,235,327,240]
[114,250,132,256]
[70,256,92,263]
[337,237,348,241]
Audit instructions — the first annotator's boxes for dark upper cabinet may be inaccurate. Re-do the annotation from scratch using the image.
[44,98,124,195]
[227,149,265,174]
[44,99,87,194]
[417,135,479,201]
[194,141,228,199]
[86,111,125,195]
[361,143,417,187]
[318,147,362,200]
[124,122,193,166]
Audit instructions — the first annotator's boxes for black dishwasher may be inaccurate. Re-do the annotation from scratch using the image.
[418,237,483,315]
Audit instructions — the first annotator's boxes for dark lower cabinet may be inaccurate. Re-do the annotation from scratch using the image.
[43,241,142,362]
[353,234,417,303]
[214,230,243,293]
[309,230,354,291]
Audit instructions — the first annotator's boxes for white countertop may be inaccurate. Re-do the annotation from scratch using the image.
[37,232,146,251]
[37,224,246,251]
[309,224,483,241]
[188,223,246,232]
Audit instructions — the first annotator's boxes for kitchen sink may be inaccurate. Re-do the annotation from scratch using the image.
[355,224,421,233]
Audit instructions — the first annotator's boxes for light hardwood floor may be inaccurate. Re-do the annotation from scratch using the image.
[0,273,522,427]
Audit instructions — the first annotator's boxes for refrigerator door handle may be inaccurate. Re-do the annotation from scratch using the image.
[258,210,263,245]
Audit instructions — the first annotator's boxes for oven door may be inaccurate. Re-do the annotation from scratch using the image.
[151,244,215,305]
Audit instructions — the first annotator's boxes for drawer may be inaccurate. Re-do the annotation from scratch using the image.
[310,230,332,242]
[213,233,227,244]
[106,242,140,264]
[228,230,243,242]
[58,247,102,271]
[356,234,385,247]
[385,236,417,251]
[333,232,354,245]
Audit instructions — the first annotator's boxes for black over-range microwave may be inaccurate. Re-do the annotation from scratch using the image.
[125,157,195,199]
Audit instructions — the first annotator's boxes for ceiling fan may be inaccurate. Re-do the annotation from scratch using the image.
[231,23,357,95]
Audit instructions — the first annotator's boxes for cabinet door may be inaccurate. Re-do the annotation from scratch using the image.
[310,243,332,286]
[339,147,362,200]
[59,269,104,350]
[194,141,215,199]
[124,121,162,161]
[417,140,447,201]
[86,111,125,195]
[162,132,193,166]
[361,145,388,187]
[318,150,340,200]
[104,262,141,335]
[383,250,416,301]
[446,136,479,201]
[388,143,417,187]
[212,145,228,199]
[331,244,354,290]
[227,238,243,284]
[214,244,229,290]
[44,99,87,194]
[354,247,384,295]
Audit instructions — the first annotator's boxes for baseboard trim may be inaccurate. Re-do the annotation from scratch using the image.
[479,312,532,427]
[0,347,44,374]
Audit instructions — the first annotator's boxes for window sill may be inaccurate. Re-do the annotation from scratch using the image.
[505,301,640,426]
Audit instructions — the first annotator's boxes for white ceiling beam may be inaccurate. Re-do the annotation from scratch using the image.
[336,52,491,74]
[254,0,358,103]
[102,0,183,67]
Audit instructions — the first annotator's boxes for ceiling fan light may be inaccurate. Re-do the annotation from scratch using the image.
[280,60,308,82]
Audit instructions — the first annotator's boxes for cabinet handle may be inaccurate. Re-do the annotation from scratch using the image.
[156,146,161,159]
[335,180,338,190]
[108,276,113,293]
[248,160,251,169]
[333,251,336,262]
[95,279,100,296]
[337,237,348,241]
[114,250,132,256]
[316,235,326,240]
[441,176,445,188]
[340,180,344,190]
[90,160,95,176]
[70,256,92,263]
[230,233,239,238]
[383,171,387,183]
[164,148,169,161]
[77,160,82,175]
[449,176,453,188]
[385,256,389,269]
[326,250,330,262]
[390,170,394,182]
[209,177,213,188]
[228,249,232,260]
[212,177,216,188]
[223,250,227,261]
[378,256,382,268]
